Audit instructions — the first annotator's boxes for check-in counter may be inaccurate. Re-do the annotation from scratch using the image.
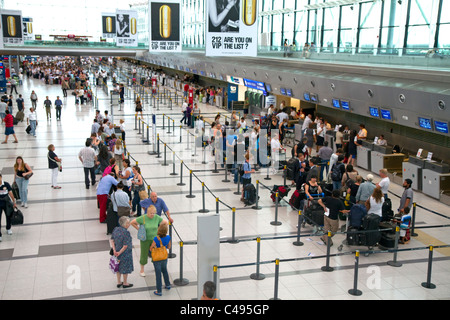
[357,140,374,171]
[370,144,405,174]
[402,156,426,191]
[422,162,450,199]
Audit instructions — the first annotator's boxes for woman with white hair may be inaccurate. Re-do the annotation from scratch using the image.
[110,216,134,288]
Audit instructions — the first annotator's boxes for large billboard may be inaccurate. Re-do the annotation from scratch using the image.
[115,9,138,47]
[101,12,117,39]
[205,0,258,56]
[149,0,182,52]
[1,9,24,46]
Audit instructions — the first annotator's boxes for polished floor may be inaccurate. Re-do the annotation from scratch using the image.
[0,73,449,300]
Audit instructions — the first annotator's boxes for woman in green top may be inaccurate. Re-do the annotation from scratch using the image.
[131,205,168,277]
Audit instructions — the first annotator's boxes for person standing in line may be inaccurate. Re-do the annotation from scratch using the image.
[366,188,385,217]
[130,205,168,277]
[377,168,390,200]
[0,173,17,241]
[110,216,134,288]
[318,189,349,246]
[48,144,62,189]
[7,95,13,114]
[149,223,171,296]
[43,96,52,120]
[30,90,38,109]
[78,140,98,189]
[96,172,119,223]
[55,96,63,121]
[27,107,38,137]
[140,192,174,224]
[2,110,18,144]
[398,179,414,214]
[13,156,33,208]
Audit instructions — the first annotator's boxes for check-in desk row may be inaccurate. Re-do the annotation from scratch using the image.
[357,141,450,200]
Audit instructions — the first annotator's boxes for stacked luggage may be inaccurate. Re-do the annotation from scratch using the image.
[270,185,290,203]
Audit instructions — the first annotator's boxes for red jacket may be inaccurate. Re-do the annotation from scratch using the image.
[3,114,13,127]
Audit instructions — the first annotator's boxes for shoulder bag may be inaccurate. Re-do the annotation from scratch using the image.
[48,153,62,172]
[151,236,168,262]
[137,215,147,241]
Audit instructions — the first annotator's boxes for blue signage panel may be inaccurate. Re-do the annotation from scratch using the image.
[0,63,6,93]
[434,120,449,134]
[227,83,239,110]
[243,78,267,95]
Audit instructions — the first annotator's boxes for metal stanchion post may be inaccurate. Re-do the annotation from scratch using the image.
[156,134,161,158]
[234,175,241,195]
[186,170,195,198]
[177,161,186,186]
[168,223,176,258]
[252,180,262,210]
[293,210,304,246]
[270,193,282,226]
[170,152,178,176]
[265,156,272,180]
[321,232,334,272]
[421,246,436,289]
[199,182,210,213]
[387,227,403,267]
[162,144,168,166]
[222,159,230,182]
[250,237,266,280]
[167,117,171,134]
[270,259,281,300]
[411,202,418,237]
[348,250,363,296]
[173,241,189,286]
[228,207,239,244]
[283,165,287,186]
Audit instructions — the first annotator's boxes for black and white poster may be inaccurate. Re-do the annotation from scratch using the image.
[22,17,33,41]
[115,9,138,47]
[149,0,182,52]
[1,9,23,46]
[206,0,257,56]
[101,12,116,39]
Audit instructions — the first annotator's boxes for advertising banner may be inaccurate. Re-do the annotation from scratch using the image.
[1,9,23,46]
[115,9,138,47]
[149,0,182,52]
[206,0,258,56]
[22,17,33,41]
[101,12,116,39]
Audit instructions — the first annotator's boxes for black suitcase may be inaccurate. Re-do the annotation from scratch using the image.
[379,233,396,248]
[286,158,298,181]
[12,116,19,125]
[361,213,381,246]
[346,227,362,246]
[106,201,118,235]
[304,202,324,226]
[382,198,394,222]
[288,189,304,209]
[243,183,257,206]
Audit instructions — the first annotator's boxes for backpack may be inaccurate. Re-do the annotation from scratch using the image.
[331,163,344,182]
[243,184,257,206]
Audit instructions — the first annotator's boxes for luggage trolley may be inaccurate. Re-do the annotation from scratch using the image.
[337,205,382,256]
[301,193,325,235]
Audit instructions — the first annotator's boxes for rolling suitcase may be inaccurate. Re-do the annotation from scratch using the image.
[288,189,304,209]
[304,202,324,226]
[361,213,381,246]
[106,201,118,235]
[15,110,24,122]
[286,158,298,181]
[379,233,396,248]
[346,227,362,246]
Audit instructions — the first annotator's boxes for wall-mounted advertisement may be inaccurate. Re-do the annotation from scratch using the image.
[1,9,23,46]
[115,9,138,47]
[206,0,258,57]
[22,17,33,41]
[149,0,182,52]
[101,12,116,39]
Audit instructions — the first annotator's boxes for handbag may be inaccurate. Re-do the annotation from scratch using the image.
[137,215,147,241]
[109,256,120,273]
[151,236,168,262]
[139,190,148,200]
[48,153,62,171]
[11,208,24,225]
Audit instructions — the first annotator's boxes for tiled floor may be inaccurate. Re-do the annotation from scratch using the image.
[0,71,449,300]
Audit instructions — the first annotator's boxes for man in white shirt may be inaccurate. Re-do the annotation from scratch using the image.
[301,114,313,132]
[377,168,390,199]
[276,110,289,123]
[270,134,283,174]
[78,140,98,189]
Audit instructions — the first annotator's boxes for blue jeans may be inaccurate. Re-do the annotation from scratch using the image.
[152,259,170,293]
[15,176,29,204]
[332,181,342,191]
[30,120,37,136]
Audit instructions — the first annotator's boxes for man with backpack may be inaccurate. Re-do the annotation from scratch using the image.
[330,155,346,191]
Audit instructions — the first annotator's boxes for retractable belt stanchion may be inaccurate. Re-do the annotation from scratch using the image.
[252,180,262,210]
[421,246,436,289]
[170,152,178,176]
[228,207,239,244]
[186,170,195,198]
[411,202,418,237]
[270,193,282,226]
[162,143,168,166]
[173,241,189,286]
[250,237,266,280]
[177,161,186,186]
[293,210,304,246]
[270,259,281,300]
[348,250,363,296]
[387,227,402,267]
[321,232,334,272]
[199,182,209,213]
[168,223,176,259]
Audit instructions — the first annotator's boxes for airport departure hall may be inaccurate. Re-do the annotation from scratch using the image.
[0,0,450,304]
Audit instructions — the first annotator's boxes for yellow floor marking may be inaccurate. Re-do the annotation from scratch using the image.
[412,230,450,256]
